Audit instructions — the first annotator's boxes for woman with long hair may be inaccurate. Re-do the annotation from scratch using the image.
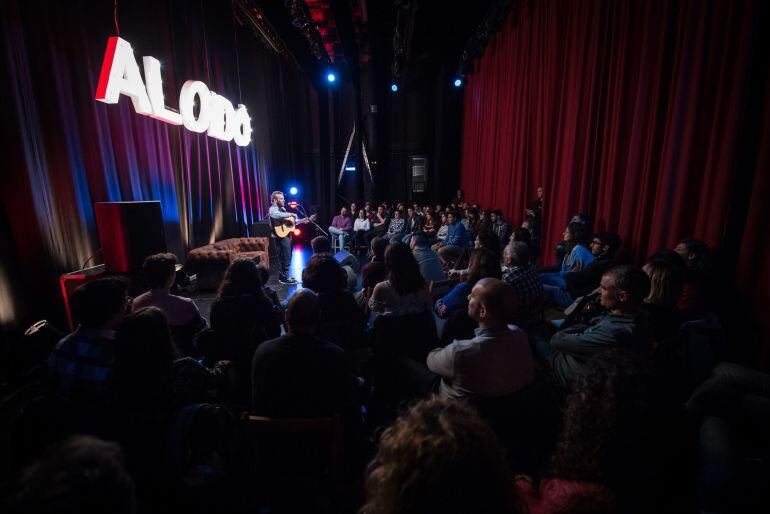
[642,259,684,344]
[369,242,432,316]
[539,222,594,288]
[436,247,502,319]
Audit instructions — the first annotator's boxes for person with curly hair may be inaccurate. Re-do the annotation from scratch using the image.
[361,396,525,514]
[517,350,693,514]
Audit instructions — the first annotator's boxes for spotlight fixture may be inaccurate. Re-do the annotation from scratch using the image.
[327,72,336,83]
[390,83,398,92]
[453,78,463,87]
[289,186,298,195]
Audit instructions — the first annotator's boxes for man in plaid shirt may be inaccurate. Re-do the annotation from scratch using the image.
[502,241,545,329]
[49,278,130,403]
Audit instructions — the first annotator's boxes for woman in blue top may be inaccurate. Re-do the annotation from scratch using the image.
[540,222,594,289]
[435,248,501,318]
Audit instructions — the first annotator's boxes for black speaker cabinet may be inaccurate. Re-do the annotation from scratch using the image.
[94,201,166,272]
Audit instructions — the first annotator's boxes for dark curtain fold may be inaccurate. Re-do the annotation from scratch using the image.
[460,0,770,366]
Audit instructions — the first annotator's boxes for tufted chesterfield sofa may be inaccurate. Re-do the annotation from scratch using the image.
[186,237,269,290]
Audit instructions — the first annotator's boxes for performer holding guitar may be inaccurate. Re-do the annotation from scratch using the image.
[268,191,316,284]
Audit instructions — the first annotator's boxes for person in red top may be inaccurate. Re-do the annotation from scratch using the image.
[328,206,353,250]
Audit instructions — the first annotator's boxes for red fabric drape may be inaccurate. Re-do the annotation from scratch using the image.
[461,0,770,364]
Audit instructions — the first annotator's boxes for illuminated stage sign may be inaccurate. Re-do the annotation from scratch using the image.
[95,37,252,147]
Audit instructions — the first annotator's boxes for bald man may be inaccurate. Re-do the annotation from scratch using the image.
[251,289,350,416]
[427,278,535,400]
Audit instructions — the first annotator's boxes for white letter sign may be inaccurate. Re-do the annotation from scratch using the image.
[95,37,251,146]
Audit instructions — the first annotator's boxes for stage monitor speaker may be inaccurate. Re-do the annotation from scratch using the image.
[251,221,273,238]
[94,201,166,272]
[333,249,360,274]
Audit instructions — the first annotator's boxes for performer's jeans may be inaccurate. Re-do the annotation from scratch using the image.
[275,235,292,280]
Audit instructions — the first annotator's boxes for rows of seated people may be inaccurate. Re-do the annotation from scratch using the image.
[4,190,770,514]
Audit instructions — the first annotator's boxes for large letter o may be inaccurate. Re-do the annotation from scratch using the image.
[179,80,211,133]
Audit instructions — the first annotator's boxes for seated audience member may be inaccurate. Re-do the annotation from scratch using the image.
[436,248,501,319]
[206,259,280,403]
[490,209,512,250]
[428,278,535,400]
[49,277,130,403]
[361,396,525,514]
[503,242,545,329]
[385,208,406,244]
[256,264,284,322]
[540,222,594,288]
[301,253,365,354]
[353,209,371,253]
[434,203,444,214]
[401,206,423,243]
[310,235,331,254]
[435,212,449,241]
[521,216,541,261]
[350,201,358,215]
[410,232,445,285]
[328,205,353,250]
[546,266,652,389]
[432,210,470,266]
[448,228,503,280]
[553,213,590,265]
[518,350,692,514]
[364,206,389,246]
[642,259,684,344]
[362,236,389,290]
[674,237,710,320]
[8,435,136,514]
[369,242,433,316]
[453,188,465,206]
[132,253,206,355]
[115,307,230,410]
[547,231,620,309]
[251,289,349,417]
[421,211,438,243]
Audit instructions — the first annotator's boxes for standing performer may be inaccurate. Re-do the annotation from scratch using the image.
[268,191,315,284]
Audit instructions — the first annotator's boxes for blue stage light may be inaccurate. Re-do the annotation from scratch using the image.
[391,84,398,92]
[327,73,336,83]
[453,78,462,87]
[289,186,298,195]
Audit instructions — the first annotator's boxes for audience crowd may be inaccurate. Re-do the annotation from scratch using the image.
[3,187,769,514]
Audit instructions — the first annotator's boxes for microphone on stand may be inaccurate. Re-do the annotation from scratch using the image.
[295,203,329,237]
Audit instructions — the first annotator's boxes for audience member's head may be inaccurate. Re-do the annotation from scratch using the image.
[467,247,503,284]
[142,253,178,290]
[646,249,687,274]
[455,188,465,200]
[521,215,540,236]
[256,264,270,289]
[385,241,426,295]
[70,277,130,330]
[392,209,402,219]
[474,228,500,254]
[674,238,711,274]
[371,236,389,260]
[285,288,320,335]
[468,278,518,326]
[218,258,263,297]
[570,212,591,225]
[301,253,346,294]
[511,227,531,246]
[362,396,523,514]
[447,210,460,225]
[114,307,178,400]
[10,435,136,514]
[311,235,331,254]
[490,209,504,223]
[642,259,684,307]
[440,212,448,225]
[407,206,415,218]
[504,241,531,268]
[564,221,593,247]
[552,350,681,512]
[358,209,366,219]
[410,232,430,249]
[600,265,651,313]
[591,231,621,259]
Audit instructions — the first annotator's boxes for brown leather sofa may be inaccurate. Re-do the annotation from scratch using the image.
[186,237,270,290]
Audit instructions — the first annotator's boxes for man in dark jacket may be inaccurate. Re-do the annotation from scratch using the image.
[547,265,652,389]
[562,231,621,300]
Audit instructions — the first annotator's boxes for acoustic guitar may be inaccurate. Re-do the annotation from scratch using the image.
[272,213,317,238]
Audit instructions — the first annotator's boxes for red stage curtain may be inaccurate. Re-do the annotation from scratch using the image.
[461,0,770,365]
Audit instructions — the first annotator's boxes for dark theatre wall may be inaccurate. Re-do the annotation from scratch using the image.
[460,0,770,366]
[0,0,319,334]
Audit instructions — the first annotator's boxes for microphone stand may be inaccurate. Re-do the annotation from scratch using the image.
[296,203,329,236]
